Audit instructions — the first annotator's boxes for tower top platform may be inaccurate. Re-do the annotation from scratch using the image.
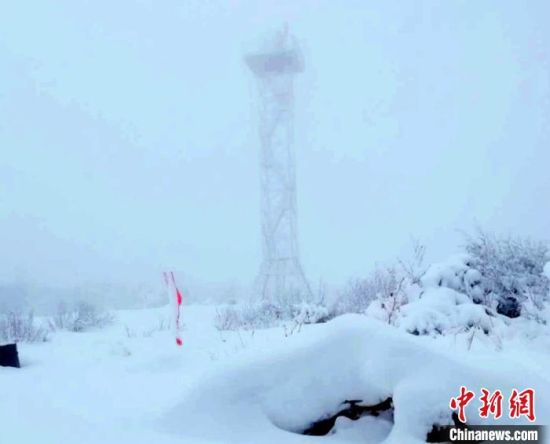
[245,25,304,77]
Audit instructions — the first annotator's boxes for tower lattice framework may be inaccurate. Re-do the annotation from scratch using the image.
[245,28,312,304]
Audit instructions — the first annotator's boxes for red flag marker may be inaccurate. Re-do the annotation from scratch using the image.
[163,271,183,346]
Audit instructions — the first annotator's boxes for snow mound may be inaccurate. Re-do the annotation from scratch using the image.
[164,315,549,444]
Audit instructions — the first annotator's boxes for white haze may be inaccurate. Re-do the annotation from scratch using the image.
[1,1,549,300]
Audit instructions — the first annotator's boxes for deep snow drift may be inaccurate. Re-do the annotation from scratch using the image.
[166,314,550,444]
[1,305,549,444]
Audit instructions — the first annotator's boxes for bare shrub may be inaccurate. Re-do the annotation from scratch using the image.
[331,241,425,320]
[125,315,172,339]
[333,266,408,322]
[332,278,377,316]
[214,306,243,331]
[53,300,114,332]
[0,310,49,343]
[398,239,428,285]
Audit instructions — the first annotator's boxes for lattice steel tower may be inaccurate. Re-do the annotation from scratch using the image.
[245,27,312,304]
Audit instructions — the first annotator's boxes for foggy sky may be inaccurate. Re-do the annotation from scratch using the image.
[1,1,549,290]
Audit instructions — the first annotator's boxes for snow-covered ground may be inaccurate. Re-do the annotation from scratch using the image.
[2,305,549,443]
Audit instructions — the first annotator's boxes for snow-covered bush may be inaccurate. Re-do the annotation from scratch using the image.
[283,303,330,336]
[420,232,549,321]
[397,287,495,337]
[53,300,114,332]
[214,303,288,331]
[382,231,549,338]
[421,254,485,304]
[0,310,49,343]
[463,230,549,318]
[214,301,328,331]
[292,302,329,325]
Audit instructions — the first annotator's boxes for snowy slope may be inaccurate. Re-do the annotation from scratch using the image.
[1,305,549,444]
